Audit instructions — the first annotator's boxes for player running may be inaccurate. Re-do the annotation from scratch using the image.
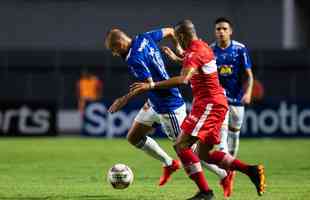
[105,28,186,186]
[130,19,265,200]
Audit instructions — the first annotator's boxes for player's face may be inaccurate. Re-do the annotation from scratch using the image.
[110,39,127,57]
[215,22,232,43]
[110,42,122,57]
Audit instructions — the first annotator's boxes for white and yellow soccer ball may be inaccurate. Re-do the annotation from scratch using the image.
[107,164,134,189]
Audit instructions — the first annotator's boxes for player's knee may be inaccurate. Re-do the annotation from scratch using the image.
[128,135,147,149]
[127,134,140,146]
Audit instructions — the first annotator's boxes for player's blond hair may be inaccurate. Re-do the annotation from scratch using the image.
[105,28,129,49]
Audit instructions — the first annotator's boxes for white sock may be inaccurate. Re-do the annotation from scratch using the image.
[228,130,240,157]
[201,161,227,180]
[218,126,229,153]
[191,143,227,180]
[141,136,173,166]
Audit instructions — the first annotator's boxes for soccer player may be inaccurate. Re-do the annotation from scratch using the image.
[130,19,265,200]
[207,18,255,197]
[210,17,254,157]
[105,28,186,186]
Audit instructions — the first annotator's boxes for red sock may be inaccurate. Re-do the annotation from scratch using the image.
[178,148,210,192]
[231,159,251,175]
[207,150,251,175]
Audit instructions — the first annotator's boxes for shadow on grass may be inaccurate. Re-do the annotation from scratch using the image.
[0,195,138,200]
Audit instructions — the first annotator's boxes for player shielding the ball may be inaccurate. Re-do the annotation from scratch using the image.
[130,19,266,200]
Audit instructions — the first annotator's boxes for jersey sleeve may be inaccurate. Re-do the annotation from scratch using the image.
[128,58,151,81]
[144,29,164,43]
[182,53,201,69]
[240,47,252,69]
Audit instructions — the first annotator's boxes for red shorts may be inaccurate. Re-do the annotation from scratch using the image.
[181,102,228,145]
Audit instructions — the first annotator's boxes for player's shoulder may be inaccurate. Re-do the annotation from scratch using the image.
[231,40,247,49]
[137,31,154,42]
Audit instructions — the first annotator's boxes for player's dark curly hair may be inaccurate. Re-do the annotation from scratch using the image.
[214,17,233,28]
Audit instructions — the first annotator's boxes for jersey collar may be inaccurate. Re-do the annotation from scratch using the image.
[216,40,232,50]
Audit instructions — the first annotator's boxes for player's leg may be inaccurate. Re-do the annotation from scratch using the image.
[156,104,186,186]
[197,132,266,197]
[227,105,244,157]
[194,103,235,198]
[189,108,228,180]
[198,129,266,198]
[174,133,215,200]
[175,103,218,200]
[192,143,227,180]
[218,110,229,153]
[195,112,229,182]
[204,149,266,196]
[226,106,265,196]
[196,141,233,198]
[197,104,265,198]
[128,103,174,167]
[159,104,186,142]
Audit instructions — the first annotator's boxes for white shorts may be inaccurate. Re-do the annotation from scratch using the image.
[222,105,245,130]
[134,104,187,141]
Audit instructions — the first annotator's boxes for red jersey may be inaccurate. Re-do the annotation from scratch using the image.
[182,40,227,106]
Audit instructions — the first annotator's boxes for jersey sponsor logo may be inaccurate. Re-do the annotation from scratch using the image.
[201,60,217,74]
[219,64,233,76]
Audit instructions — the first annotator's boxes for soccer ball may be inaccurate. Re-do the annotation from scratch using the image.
[107,163,134,189]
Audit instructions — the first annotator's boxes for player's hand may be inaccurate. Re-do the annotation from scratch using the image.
[130,82,152,94]
[108,96,128,113]
[162,46,180,61]
[241,93,252,104]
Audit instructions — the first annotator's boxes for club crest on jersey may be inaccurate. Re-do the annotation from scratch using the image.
[219,65,233,76]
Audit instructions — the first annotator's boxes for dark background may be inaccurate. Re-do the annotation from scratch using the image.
[0,0,309,109]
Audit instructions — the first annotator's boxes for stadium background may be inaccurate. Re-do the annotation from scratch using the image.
[1,1,310,200]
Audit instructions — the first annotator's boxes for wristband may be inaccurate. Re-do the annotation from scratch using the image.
[150,82,155,89]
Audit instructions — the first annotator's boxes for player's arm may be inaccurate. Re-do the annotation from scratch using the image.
[241,68,254,104]
[130,67,196,93]
[162,46,183,64]
[147,28,184,56]
[108,77,154,113]
[240,46,254,104]
[161,28,184,56]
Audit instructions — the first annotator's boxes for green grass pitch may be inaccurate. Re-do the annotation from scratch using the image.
[0,137,309,200]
